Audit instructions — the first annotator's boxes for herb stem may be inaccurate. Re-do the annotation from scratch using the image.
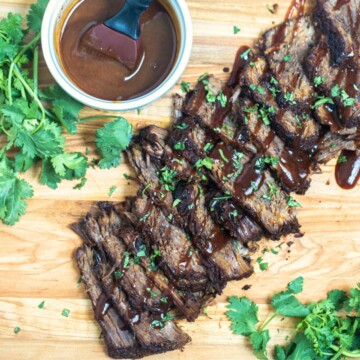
[258,313,277,332]
[13,65,45,132]
[78,115,120,123]
[33,46,39,97]
[7,33,41,105]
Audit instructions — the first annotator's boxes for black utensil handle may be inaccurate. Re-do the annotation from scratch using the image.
[104,0,153,39]
[127,0,153,10]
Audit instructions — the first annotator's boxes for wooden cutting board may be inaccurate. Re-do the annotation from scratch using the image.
[0,0,359,359]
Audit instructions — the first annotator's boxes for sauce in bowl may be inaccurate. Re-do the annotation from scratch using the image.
[58,0,178,101]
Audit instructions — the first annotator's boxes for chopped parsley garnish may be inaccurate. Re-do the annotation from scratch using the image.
[195,157,213,170]
[198,72,209,83]
[139,212,150,222]
[174,123,188,130]
[287,196,302,208]
[314,76,325,87]
[150,313,175,329]
[217,91,228,107]
[256,257,269,272]
[233,25,241,34]
[73,177,87,190]
[122,252,131,269]
[108,186,117,197]
[213,195,232,201]
[270,77,279,85]
[149,250,161,271]
[259,107,271,126]
[160,297,168,304]
[136,244,147,258]
[158,166,177,191]
[251,181,259,191]
[180,81,191,93]
[61,309,70,317]
[172,199,182,208]
[38,301,45,309]
[146,288,158,297]
[114,271,123,279]
[267,182,278,197]
[295,115,303,129]
[174,142,186,150]
[271,248,279,255]
[205,89,216,103]
[266,4,275,13]
[257,85,265,95]
[311,96,335,109]
[219,149,229,163]
[283,55,291,62]
[14,327,21,334]
[331,84,341,97]
[168,213,174,221]
[198,185,204,198]
[284,92,296,105]
[203,143,214,152]
[123,173,130,180]
[338,154,347,164]
[240,48,252,60]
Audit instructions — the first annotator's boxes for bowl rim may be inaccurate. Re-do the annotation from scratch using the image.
[41,0,193,111]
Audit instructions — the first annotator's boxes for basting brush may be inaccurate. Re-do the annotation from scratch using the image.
[81,0,153,71]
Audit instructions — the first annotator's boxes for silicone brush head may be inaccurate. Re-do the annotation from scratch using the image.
[80,0,152,71]
[81,23,142,71]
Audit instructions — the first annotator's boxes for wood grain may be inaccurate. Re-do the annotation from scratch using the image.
[0,0,359,359]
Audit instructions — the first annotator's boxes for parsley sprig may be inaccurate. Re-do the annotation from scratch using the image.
[226,278,360,359]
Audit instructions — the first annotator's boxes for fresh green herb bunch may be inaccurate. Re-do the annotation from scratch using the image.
[226,278,360,360]
[0,0,132,225]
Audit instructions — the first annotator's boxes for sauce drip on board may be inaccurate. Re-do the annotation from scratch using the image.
[58,0,177,101]
[335,150,360,189]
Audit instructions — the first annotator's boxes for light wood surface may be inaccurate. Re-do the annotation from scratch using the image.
[0,1,359,359]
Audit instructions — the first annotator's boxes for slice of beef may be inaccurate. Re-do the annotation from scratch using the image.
[237,98,312,194]
[185,75,233,132]
[131,195,211,292]
[127,143,184,228]
[304,36,360,132]
[81,243,190,355]
[209,142,300,238]
[240,56,320,151]
[205,188,263,247]
[174,183,253,283]
[304,0,360,130]
[262,16,317,109]
[315,131,359,164]
[83,210,173,314]
[315,0,360,65]
[76,246,150,359]
[167,116,217,166]
[139,125,201,183]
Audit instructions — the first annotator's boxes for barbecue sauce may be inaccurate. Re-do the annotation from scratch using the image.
[58,0,178,101]
[335,150,360,189]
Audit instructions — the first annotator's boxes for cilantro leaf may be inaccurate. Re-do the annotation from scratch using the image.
[287,277,304,294]
[0,158,33,225]
[272,278,309,317]
[278,333,316,360]
[43,85,84,134]
[95,118,132,169]
[226,296,259,336]
[327,289,348,311]
[346,283,360,314]
[0,13,24,45]
[250,330,270,360]
[27,0,49,33]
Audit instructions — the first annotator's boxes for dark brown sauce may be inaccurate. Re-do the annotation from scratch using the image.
[58,0,177,101]
[277,149,311,190]
[335,150,360,189]
[227,45,250,87]
[334,0,351,11]
[205,225,229,255]
[285,0,305,19]
[235,154,264,197]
